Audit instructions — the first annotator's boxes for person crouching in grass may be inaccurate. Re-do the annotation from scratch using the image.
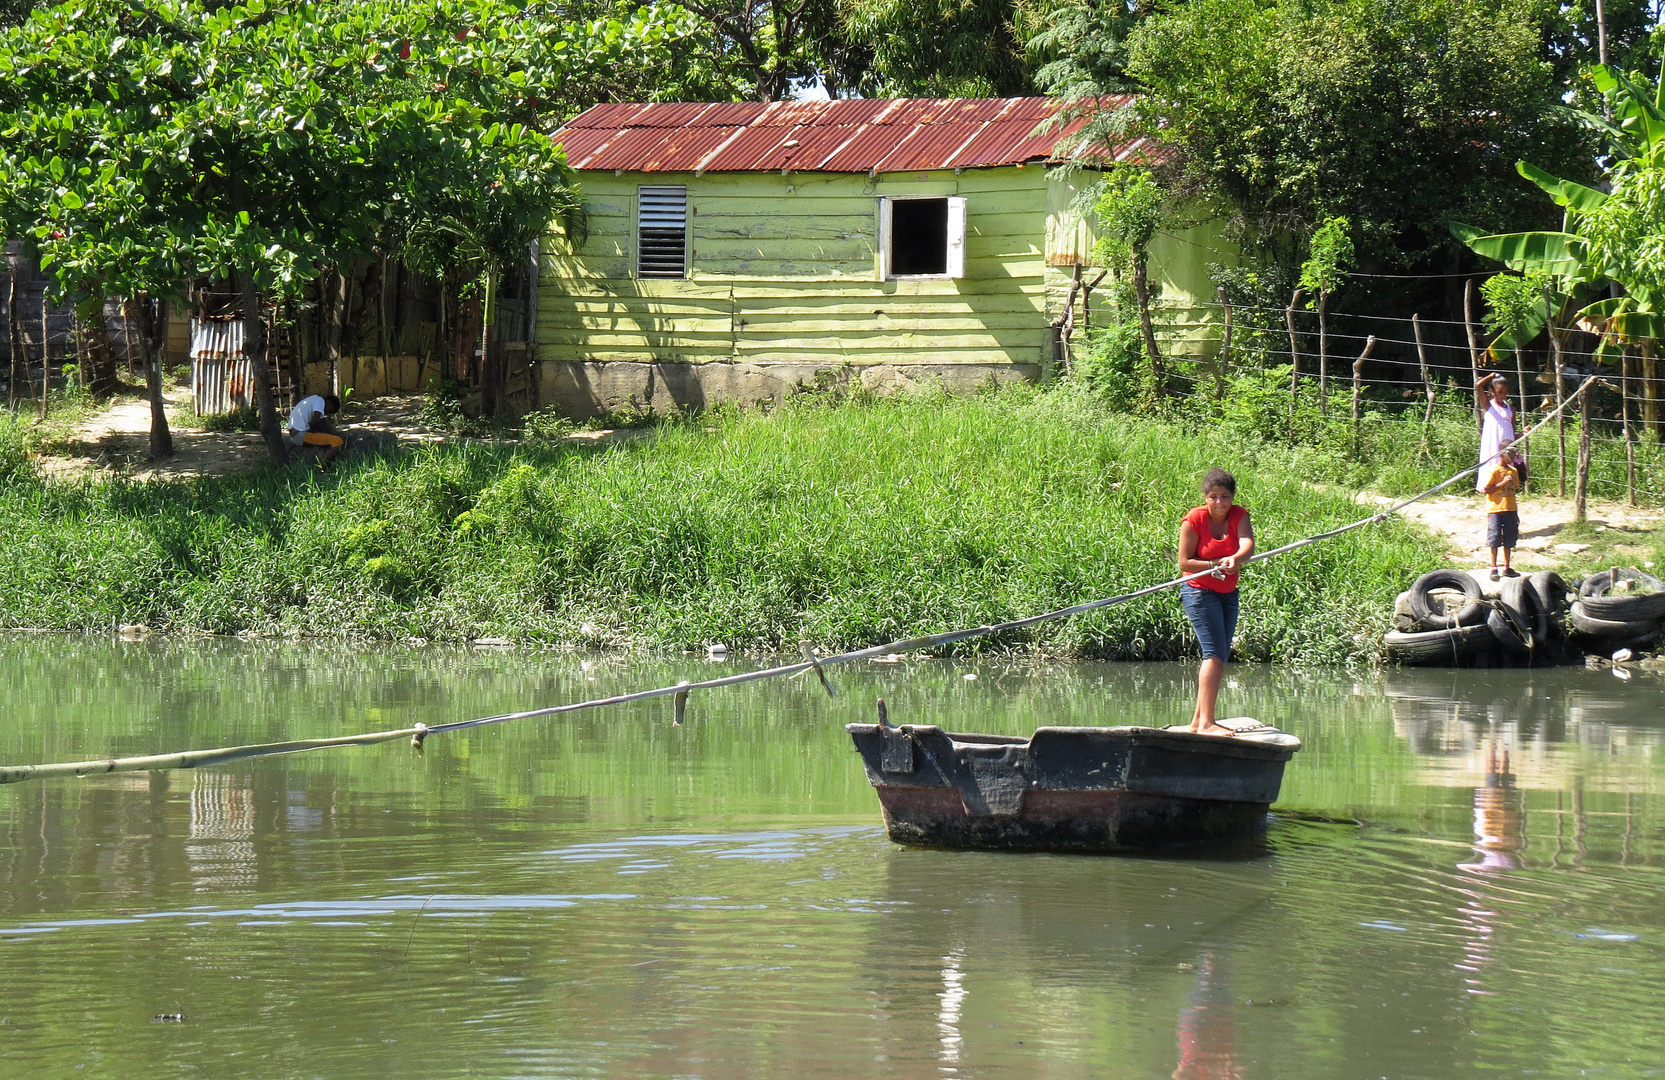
[287,393,343,466]
[1482,452,1521,580]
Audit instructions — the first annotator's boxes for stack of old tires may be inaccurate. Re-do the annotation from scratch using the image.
[1385,569,1572,666]
[1569,569,1665,654]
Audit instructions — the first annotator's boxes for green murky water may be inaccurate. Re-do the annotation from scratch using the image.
[1,637,1662,1079]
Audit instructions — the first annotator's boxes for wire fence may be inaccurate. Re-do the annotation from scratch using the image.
[1121,296,1665,508]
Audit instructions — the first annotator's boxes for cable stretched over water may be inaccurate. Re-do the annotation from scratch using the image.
[0,377,1597,787]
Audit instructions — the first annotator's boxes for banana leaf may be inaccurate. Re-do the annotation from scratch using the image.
[1450,224,1586,276]
[1516,161,1607,213]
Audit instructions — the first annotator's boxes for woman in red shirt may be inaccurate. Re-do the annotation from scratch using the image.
[1177,468,1255,736]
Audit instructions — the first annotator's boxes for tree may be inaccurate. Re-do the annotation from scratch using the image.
[1093,168,1169,391]
[1297,216,1354,415]
[843,0,1031,96]
[1104,0,1598,266]
[1,0,603,460]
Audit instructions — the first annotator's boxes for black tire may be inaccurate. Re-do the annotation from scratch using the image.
[1488,577,1539,656]
[1393,590,1422,632]
[1576,569,1665,622]
[1383,623,1498,665]
[1527,571,1569,641]
[1568,600,1661,640]
[1408,570,1486,630]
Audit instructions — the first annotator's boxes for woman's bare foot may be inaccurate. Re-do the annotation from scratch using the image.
[1192,723,1236,737]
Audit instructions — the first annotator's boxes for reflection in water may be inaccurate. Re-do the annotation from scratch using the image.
[0,639,1661,1079]
[937,947,967,1074]
[1172,953,1241,1080]
[1459,743,1525,874]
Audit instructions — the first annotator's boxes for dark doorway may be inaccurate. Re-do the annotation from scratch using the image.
[891,198,948,276]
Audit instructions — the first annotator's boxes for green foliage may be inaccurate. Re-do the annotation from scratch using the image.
[196,407,261,434]
[1114,0,1593,264]
[0,388,1438,662]
[1091,169,1165,262]
[1297,216,1354,300]
[1480,269,1553,353]
[843,0,1030,95]
[1027,0,1144,97]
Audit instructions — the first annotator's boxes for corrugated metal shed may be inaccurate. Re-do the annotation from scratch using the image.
[555,96,1136,174]
[190,319,255,415]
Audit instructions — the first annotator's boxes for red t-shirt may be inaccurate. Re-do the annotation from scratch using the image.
[1183,505,1248,593]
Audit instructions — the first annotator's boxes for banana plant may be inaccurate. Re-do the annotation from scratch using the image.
[1450,54,1665,357]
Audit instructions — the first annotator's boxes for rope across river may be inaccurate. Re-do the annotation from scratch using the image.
[0,378,1596,786]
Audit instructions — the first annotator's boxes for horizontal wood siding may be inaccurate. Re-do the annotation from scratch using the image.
[539,167,1053,367]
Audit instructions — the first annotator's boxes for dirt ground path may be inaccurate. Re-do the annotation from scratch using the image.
[36,393,640,481]
[1358,489,1664,570]
[37,393,452,481]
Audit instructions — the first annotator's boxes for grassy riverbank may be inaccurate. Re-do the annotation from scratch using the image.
[0,385,1442,662]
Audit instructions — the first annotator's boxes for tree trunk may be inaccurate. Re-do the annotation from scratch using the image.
[1623,349,1636,506]
[83,299,118,396]
[1645,348,1660,439]
[1130,249,1163,395]
[236,271,289,464]
[323,266,348,397]
[480,264,499,417]
[131,296,174,458]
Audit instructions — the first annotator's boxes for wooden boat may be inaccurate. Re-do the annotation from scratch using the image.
[846,716,1301,853]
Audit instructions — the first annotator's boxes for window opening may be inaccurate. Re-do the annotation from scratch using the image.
[891,198,949,276]
[879,196,966,279]
[637,186,687,278]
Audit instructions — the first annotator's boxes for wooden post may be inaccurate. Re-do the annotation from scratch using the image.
[38,288,49,419]
[1285,288,1305,437]
[6,266,23,412]
[1513,345,1530,492]
[1464,279,1484,432]
[1645,347,1661,440]
[1413,314,1435,445]
[1317,290,1329,416]
[1545,285,1565,496]
[1622,349,1637,506]
[1215,286,1232,402]
[1351,334,1376,451]
[1575,377,1592,522]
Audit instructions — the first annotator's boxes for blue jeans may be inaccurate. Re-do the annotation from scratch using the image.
[1182,587,1239,662]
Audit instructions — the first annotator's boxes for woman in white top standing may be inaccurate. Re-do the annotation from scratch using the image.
[1475,373,1522,494]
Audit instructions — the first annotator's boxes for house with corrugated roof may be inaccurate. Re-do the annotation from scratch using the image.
[536,97,1232,416]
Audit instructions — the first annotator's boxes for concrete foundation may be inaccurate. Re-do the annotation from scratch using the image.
[534,360,1041,420]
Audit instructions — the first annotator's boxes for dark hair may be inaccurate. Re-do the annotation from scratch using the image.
[322,394,342,413]
[1201,467,1236,495]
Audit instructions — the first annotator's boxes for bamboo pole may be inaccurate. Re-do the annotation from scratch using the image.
[1286,288,1305,438]
[0,728,422,786]
[1575,378,1591,522]
[1465,279,1484,432]
[1623,349,1637,506]
[1215,286,1232,402]
[1414,314,1435,448]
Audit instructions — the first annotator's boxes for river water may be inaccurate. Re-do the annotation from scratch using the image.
[0,637,1661,1079]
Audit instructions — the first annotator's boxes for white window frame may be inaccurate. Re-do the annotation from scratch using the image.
[636,185,689,279]
[877,195,966,281]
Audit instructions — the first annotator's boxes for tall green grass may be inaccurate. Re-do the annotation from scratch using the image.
[0,386,1441,662]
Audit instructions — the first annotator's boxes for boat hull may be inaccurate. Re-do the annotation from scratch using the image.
[848,723,1299,854]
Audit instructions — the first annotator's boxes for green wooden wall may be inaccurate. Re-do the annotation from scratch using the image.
[538,165,1231,370]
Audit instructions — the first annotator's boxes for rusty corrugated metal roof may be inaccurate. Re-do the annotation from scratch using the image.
[555,96,1135,173]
